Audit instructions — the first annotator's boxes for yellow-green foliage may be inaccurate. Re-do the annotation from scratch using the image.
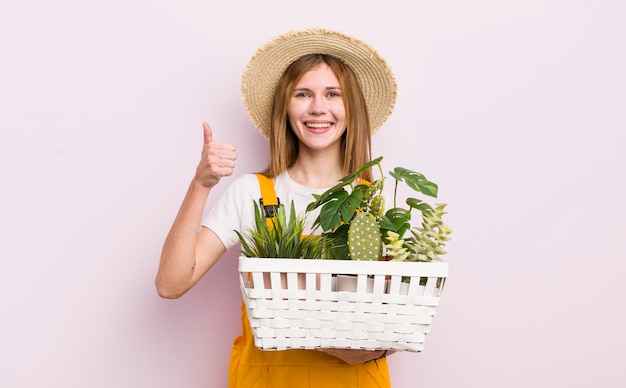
[403,204,452,262]
[384,231,410,262]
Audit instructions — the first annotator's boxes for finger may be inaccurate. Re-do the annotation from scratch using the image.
[202,122,213,145]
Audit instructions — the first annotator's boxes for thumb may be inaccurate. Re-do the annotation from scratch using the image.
[202,122,213,145]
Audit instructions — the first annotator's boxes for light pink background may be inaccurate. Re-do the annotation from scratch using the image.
[2,1,625,387]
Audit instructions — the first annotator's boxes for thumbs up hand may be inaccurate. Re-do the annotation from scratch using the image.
[195,122,237,188]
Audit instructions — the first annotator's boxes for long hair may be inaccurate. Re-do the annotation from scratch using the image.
[263,54,373,182]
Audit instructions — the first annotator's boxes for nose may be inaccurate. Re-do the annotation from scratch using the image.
[308,95,326,115]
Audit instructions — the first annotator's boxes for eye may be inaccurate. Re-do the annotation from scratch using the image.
[328,90,341,98]
[293,90,310,98]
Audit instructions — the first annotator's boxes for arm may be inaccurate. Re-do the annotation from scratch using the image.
[155,122,237,299]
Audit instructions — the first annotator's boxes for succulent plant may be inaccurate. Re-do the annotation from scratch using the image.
[392,203,452,262]
[383,231,410,262]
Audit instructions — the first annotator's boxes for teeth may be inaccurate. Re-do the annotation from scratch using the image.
[306,123,331,128]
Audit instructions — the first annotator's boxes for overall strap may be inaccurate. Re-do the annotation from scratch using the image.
[255,173,280,225]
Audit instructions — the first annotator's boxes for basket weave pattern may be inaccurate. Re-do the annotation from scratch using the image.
[239,257,448,352]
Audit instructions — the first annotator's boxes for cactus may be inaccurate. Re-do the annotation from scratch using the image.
[370,194,385,220]
[348,178,385,261]
[348,211,382,261]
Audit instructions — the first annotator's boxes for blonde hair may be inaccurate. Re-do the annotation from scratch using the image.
[262,54,373,182]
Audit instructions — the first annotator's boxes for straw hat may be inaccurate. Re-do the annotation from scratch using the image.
[241,27,397,138]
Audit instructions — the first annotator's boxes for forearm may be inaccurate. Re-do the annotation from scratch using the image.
[156,122,235,298]
[156,178,211,298]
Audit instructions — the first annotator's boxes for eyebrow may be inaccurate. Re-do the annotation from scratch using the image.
[293,86,342,92]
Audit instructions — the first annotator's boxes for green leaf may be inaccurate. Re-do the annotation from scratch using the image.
[318,190,363,231]
[236,199,329,259]
[406,198,433,212]
[390,167,439,198]
[307,156,383,212]
[322,224,350,260]
[340,156,382,185]
[379,207,412,238]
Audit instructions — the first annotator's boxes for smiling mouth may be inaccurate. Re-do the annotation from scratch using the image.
[306,122,332,129]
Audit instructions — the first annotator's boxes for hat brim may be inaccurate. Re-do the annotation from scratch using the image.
[241,27,397,138]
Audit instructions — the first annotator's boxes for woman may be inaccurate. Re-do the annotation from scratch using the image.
[156,28,397,387]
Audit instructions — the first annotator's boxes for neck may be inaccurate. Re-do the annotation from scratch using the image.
[288,148,344,189]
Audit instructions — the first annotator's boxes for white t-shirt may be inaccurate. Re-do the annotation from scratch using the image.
[201,172,327,251]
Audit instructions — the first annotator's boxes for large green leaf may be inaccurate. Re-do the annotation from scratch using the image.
[318,190,363,231]
[306,156,383,212]
[390,167,439,198]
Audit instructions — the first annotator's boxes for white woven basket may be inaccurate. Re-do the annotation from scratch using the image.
[239,256,448,352]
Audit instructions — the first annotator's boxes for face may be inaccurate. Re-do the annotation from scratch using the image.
[287,62,347,153]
